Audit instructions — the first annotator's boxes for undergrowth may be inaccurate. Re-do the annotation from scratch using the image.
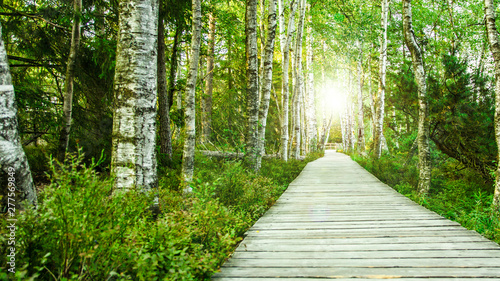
[0,150,323,280]
[351,152,500,244]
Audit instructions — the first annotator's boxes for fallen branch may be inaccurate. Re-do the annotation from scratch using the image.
[197,150,305,160]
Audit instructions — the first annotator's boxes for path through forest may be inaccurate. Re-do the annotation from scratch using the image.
[212,151,500,279]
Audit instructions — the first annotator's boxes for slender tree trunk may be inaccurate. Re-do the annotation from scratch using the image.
[306,12,317,151]
[301,89,306,154]
[111,0,159,191]
[181,0,202,184]
[157,13,172,159]
[168,23,182,110]
[368,49,376,141]
[257,0,278,170]
[57,0,81,162]
[0,23,37,207]
[202,13,215,144]
[403,0,431,195]
[245,0,260,170]
[292,0,305,159]
[356,40,365,153]
[374,0,389,158]
[485,0,500,208]
[278,0,286,54]
[280,0,297,161]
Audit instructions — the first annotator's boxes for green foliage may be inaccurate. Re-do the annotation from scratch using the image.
[0,149,323,280]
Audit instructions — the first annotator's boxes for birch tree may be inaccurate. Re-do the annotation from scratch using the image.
[356,40,365,153]
[244,0,260,171]
[202,13,215,144]
[484,0,500,208]
[373,0,389,158]
[111,0,159,191]
[257,0,278,170]
[280,0,297,161]
[403,0,431,195]
[306,11,317,151]
[57,0,82,162]
[181,0,202,183]
[292,0,306,159]
[0,23,37,207]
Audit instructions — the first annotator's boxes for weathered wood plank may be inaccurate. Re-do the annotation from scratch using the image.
[213,267,500,278]
[223,258,500,267]
[229,249,500,259]
[212,277,500,281]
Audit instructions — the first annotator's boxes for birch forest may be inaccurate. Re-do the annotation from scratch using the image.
[1,0,500,279]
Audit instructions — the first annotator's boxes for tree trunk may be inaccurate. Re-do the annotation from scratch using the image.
[485,0,500,208]
[202,13,216,144]
[278,0,286,54]
[245,0,261,171]
[306,11,317,151]
[257,0,278,170]
[181,0,202,184]
[292,0,306,159]
[57,0,81,162]
[157,13,172,159]
[280,0,297,161]
[374,0,389,158]
[356,40,366,153]
[111,0,159,191]
[168,23,182,110]
[0,23,37,207]
[368,49,376,141]
[403,0,431,195]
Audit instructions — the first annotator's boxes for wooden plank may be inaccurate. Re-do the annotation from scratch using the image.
[222,258,500,267]
[235,236,490,245]
[234,242,500,252]
[229,249,500,259]
[212,276,500,281]
[212,267,500,278]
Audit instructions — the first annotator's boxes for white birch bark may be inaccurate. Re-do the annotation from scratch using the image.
[181,0,202,183]
[202,13,215,144]
[292,0,306,159]
[374,0,389,158]
[306,11,317,150]
[245,0,261,170]
[484,0,500,208]
[278,0,286,54]
[403,0,431,195]
[356,40,366,153]
[0,23,37,207]
[257,0,278,170]
[111,0,159,191]
[280,0,297,161]
[368,49,376,140]
[58,0,81,162]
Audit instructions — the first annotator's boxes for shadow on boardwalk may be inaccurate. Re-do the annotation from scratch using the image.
[212,151,500,280]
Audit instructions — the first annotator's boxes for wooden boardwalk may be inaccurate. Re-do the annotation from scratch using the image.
[212,151,500,280]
